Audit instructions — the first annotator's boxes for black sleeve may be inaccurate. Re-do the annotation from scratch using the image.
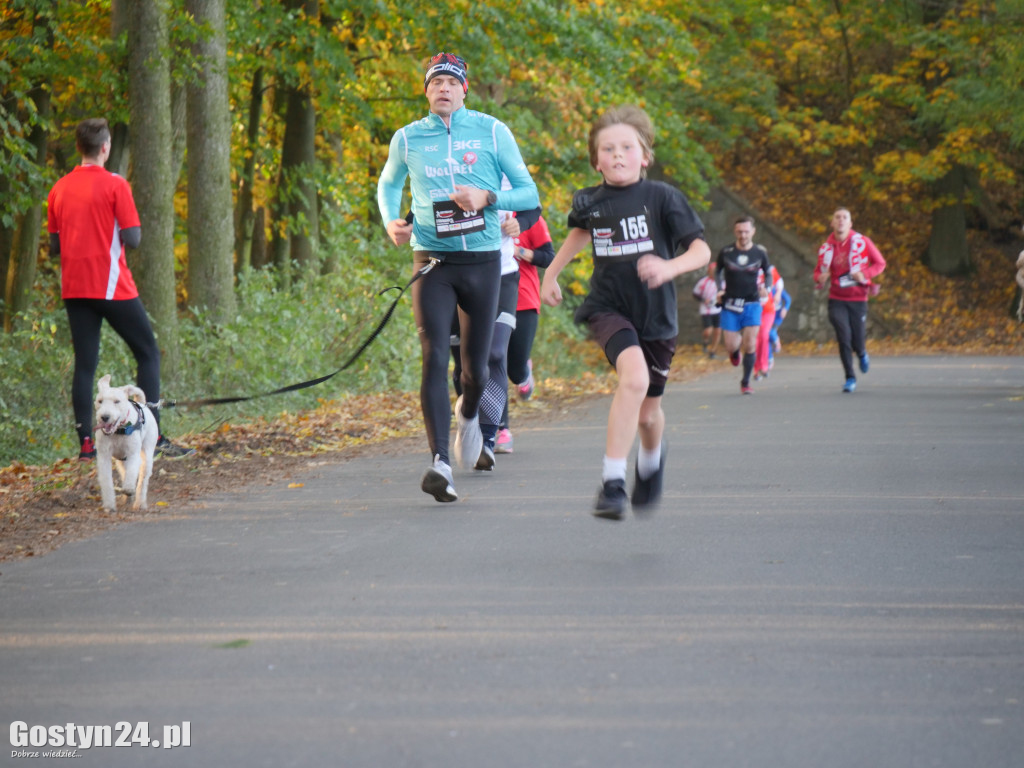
[529,241,555,269]
[663,185,704,255]
[567,187,594,230]
[122,226,141,249]
[515,206,541,232]
[678,233,706,253]
[49,233,61,256]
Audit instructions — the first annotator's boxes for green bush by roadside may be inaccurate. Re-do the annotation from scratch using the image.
[1,235,593,467]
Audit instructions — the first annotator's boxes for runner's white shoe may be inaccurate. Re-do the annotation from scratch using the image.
[453,395,483,470]
[421,455,457,502]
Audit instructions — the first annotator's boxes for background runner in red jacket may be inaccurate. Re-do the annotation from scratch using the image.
[813,207,887,393]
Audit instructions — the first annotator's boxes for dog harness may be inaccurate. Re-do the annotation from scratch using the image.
[114,401,147,436]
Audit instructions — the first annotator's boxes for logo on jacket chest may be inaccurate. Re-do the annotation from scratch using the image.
[425,159,476,178]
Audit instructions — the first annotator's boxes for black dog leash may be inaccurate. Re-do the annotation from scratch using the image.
[161,258,440,409]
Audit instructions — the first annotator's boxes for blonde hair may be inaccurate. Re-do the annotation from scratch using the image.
[588,105,655,178]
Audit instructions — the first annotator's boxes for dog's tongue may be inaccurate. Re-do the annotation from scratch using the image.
[101,423,118,435]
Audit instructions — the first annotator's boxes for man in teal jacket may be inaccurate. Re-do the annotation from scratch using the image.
[378,52,539,503]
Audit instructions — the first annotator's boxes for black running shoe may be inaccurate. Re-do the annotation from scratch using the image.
[155,436,196,459]
[474,444,495,471]
[593,479,627,521]
[631,442,667,510]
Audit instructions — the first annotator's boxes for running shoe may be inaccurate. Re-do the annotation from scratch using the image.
[453,395,483,469]
[475,444,495,471]
[729,350,741,367]
[155,436,196,459]
[631,442,667,509]
[741,383,754,395]
[843,377,857,393]
[421,455,458,502]
[78,436,96,461]
[859,353,870,374]
[593,478,627,521]
[495,428,514,454]
[517,360,535,401]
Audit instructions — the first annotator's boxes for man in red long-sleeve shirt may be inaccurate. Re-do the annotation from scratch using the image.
[48,117,193,460]
[813,207,886,393]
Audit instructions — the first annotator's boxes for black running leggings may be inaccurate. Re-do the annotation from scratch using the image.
[501,308,539,427]
[827,298,868,379]
[64,297,162,441]
[411,254,500,464]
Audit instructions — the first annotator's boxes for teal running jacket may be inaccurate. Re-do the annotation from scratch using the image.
[377,107,539,254]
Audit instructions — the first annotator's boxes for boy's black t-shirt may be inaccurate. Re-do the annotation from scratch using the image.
[567,179,704,340]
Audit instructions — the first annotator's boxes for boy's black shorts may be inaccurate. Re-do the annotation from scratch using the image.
[587,311,676,398]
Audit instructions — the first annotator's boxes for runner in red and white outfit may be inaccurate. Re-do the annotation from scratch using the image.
[755,265,782,379]
[495,212,555,453]
[813,207,886,393]
[47,117,192,460]
[692,262,722,358]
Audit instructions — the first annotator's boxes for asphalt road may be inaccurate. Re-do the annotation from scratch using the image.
[2,355,1022,768]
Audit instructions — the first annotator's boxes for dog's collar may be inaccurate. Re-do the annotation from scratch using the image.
[115,401,147,436]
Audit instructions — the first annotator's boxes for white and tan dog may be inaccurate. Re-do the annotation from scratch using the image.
[94,374,158,512]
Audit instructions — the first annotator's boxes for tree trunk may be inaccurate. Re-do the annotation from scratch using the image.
[171,79,188,187]
[128,0,180,375]
[234,67,264,276]
[185,0,236,324]
[922,164,972,276]
[108,0,131,177]
[281,86,319,278]
[7,203,43,330]
[269,0,320,285]
[3,3,53,333]
[251,206,268,270]
[270,92,318,286]
[0,169,11,316]
[5,33,52,331]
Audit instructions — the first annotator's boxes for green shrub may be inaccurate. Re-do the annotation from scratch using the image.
[0,234,597,467]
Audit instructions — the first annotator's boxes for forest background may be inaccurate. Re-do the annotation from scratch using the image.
[2,0,1023,470]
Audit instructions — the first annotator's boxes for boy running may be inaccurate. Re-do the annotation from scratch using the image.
[540,105,710,520]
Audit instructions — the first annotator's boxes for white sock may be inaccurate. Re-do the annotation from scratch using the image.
[601,456,627,483]
[636,443,662,480]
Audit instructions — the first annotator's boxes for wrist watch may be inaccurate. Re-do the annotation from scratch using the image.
[486,190,497,206]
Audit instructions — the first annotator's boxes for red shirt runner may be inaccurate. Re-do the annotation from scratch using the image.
[47,165,141,300]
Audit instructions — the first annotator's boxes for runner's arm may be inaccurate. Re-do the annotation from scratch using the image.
[122,226,140,249]
[638,236,711,290]
[376,130,409,224]
[493,123,539,212]
[541,227,591,307]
